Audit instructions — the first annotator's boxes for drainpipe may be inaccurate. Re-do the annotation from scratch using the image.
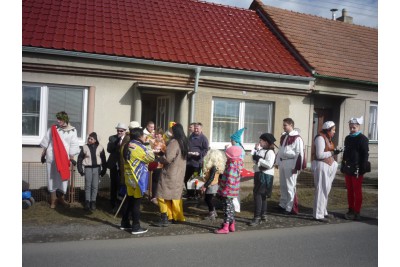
[190,67,201,123]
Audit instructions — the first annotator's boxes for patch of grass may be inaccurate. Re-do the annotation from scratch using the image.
[23,186,377,227]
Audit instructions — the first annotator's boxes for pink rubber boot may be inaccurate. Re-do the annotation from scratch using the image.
[214,223,230,234]
[229,220,235,232]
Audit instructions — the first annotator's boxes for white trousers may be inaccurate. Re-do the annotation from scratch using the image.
[312,160,338,219]
[279,162,298,212]
[46,162,68,194]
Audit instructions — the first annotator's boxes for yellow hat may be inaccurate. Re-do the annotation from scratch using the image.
[169,121,176,128]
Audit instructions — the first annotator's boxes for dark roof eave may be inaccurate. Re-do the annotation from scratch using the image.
[313,73,378,86]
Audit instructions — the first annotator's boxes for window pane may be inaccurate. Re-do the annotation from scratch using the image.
[368,104,378,141]
[22,86,41,136]
[48,87,84,138]
[212,99,240,142]
[244,101,273,143]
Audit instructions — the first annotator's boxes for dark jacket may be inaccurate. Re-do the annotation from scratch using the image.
[341,133,369,175]
[106,134,122,169]
[77,143,107,175]
[187,133,209,168]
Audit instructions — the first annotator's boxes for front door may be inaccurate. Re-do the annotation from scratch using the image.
[156,96,173,132]
[312,108,333,149]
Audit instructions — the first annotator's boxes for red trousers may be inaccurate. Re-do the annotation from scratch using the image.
[345,174,364,213]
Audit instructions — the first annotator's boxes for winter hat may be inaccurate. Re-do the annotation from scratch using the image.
[225,145,242,159]
[88,132,99,144]
[115,122,128,130]
[322,121,335,130]
[128,121,142,129]
[230,127,246,144]
[259,133,276,144]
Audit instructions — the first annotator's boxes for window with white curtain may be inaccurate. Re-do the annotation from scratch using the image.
[211,98,274,149]
[368,102,378,142]
[22,83,88,145]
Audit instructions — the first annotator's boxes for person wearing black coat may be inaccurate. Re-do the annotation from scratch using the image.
[340,116,369,221]
[106,123,128,210]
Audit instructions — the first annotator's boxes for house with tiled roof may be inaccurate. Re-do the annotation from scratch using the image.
[250,0,378,173]
[22,0,319,189]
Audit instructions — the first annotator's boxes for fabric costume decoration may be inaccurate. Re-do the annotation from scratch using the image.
[275,129,306,214]
[40,124,80,194]
[123,139,155,198]
[311,121,338,220]
[230,127,246,159]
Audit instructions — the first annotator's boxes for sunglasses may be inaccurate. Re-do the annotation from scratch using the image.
[117,130,125,133]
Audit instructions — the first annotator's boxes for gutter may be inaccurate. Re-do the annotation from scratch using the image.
[190,67,201,123]
[22,46,315,82]
[313,73,378,86]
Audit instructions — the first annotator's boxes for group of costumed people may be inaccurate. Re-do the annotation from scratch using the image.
[40,111,369,235]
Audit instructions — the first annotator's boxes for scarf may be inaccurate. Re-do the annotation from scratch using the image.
[52,125,71,180]
[350,131,362,137]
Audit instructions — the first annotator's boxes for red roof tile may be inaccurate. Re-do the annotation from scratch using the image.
[252,2,377,83]
[22,0,311,77]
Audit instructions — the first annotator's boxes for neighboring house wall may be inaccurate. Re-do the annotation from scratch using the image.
[313,78,378,177]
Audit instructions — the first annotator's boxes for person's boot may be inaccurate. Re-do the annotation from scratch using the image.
[205,209,218,220]
[50,192,57,209]
[57,194,70,208]
[90,201,96,211]
[248,217,261,226]
[261,214,268,221]
[84,200,90,211]
[354,212,361,221]
[344,208,355,220]
[154,213,170,227]
[229,220,236,232]
[215,222,230,234]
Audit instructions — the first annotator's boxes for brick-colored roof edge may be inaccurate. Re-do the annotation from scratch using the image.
[251,0,377,84]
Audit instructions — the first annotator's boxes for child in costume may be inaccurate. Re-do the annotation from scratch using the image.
[215,146,244,234]
[200,149,226,220]
[248,133,276,226]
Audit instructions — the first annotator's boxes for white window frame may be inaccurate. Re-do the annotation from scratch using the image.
[22,83,88,146]
[368,102,378,142]
[210,98,273,150]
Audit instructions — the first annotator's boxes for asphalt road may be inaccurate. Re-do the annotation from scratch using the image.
[22,221,377,267]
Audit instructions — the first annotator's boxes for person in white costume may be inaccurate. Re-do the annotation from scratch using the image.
[275,118,305,215]
[311,121,342,222]
[40,111,80,208]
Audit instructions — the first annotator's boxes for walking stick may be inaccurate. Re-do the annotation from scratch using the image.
[114,194,127,218]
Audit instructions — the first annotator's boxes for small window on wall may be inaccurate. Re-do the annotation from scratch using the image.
[368,103,378,142]
[22,83,88,145]
[211,98,274,150]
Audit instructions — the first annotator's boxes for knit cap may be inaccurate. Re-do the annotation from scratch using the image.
[225,145,242,159]
[230,127,246,144]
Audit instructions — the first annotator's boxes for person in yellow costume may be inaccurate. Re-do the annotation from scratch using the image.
[162,121,176,144]
[119,127,155,234]
[154,123,188,226]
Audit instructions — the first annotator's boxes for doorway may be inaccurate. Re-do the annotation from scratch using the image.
[141,93,174,131]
